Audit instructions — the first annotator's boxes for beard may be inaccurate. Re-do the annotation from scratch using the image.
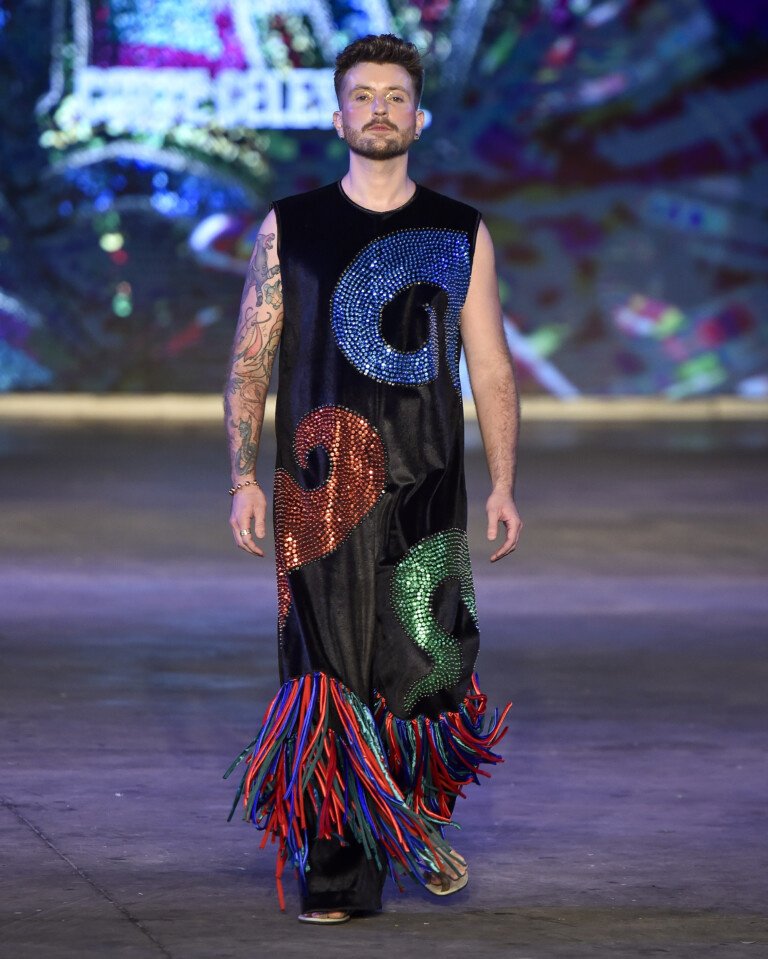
[343,122,415,160]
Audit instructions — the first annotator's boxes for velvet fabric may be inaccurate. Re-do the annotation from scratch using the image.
[269,180,482,911]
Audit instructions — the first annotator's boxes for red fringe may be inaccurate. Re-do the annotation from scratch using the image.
[225,672,458,908]
[374,673,512,823]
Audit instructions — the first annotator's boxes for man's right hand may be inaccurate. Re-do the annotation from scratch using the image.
[229,486,268,557]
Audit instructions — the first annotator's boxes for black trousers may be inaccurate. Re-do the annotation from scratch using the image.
[301,833,387,913]
[300,793,459,912]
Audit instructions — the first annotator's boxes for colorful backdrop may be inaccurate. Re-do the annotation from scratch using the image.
[1,0,767,396]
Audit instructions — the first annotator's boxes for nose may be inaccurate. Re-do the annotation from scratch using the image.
[372,96,388,114]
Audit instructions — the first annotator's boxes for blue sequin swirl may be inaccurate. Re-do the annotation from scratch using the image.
[331,229,471,390]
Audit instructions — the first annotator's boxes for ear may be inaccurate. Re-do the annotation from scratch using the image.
[415,109,425,136]
[332,110,344,137]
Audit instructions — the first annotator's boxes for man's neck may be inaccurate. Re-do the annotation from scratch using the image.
[341,155,415,213]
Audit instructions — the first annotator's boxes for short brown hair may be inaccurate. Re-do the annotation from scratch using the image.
[334,34,424,105]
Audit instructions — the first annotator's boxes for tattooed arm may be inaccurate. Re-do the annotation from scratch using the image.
[224,208,283,556]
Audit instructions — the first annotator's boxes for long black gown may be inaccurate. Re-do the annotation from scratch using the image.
[226,180,511,913]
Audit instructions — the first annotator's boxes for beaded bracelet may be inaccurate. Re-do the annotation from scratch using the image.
[228,479,261,496]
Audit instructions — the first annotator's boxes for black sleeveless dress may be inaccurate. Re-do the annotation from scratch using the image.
[226,180,511,913]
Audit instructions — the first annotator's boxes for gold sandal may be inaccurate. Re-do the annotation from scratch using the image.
[426,851,469,896]
[297,910,351,924]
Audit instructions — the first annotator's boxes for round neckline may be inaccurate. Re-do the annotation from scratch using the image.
[337,179,420,216]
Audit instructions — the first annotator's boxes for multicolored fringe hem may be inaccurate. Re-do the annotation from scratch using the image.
[224,672,461,910]
[373,673,512,824]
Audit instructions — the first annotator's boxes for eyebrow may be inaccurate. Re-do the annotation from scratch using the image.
[349,84,410,94]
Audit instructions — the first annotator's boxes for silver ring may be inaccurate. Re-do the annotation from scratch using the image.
[240,529,250,537]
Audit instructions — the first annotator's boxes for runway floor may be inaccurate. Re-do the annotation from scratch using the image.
[1,416,766,958]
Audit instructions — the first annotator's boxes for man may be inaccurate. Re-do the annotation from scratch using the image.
[223,34,522,924]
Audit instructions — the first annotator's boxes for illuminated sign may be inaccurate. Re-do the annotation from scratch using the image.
[40,0,395,132]
[71,66,338,131]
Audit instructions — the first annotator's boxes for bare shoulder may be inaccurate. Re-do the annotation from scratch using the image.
[464,217,499,305]
[473,217,496,268]
[252,207,279,262]
[259,206,278,235]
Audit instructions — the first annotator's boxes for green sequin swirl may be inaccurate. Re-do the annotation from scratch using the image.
[391,529,478,713]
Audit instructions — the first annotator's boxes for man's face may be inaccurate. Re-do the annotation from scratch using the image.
[333,62,424,160]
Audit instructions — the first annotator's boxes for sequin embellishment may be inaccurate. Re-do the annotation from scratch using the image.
[274,406,386,629]
[391,529,478,712]
[332,229,471,390]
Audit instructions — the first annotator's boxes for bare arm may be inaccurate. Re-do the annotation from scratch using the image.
[224,208,283,556]
[461,218,523,561]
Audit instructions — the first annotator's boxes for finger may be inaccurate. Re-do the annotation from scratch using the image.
[231,521,251,552]
[253,502,267,540]
[491,527,519,561]
[486,511,497,541]
[243,532,265,557]
[230,513,265,557]
[490,519,521,562]
[236,528,265,557]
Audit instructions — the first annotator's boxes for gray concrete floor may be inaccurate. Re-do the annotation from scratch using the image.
[1,417,767,959]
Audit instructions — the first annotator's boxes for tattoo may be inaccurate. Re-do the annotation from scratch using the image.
[265,278,282,309]
[224,230,284,479]
[237,418,257,476]
[239,232,278,310]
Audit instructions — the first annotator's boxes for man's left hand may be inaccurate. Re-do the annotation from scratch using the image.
[486,490,522,562]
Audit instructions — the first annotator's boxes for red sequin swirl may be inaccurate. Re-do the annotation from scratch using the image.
[274,406,386,629]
